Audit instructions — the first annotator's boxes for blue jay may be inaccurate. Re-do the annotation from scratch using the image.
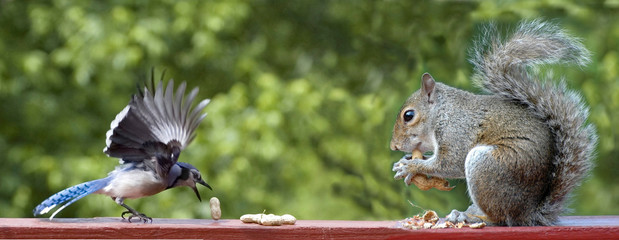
[33,73,212,223]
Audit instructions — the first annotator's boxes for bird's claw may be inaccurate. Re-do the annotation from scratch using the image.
[121,211,152,223]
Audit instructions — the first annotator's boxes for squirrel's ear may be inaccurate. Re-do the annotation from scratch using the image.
[421,73,436,103]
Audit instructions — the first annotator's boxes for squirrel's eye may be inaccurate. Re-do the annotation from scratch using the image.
[403,110,415,122]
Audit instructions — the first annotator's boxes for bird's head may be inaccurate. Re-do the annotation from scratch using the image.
[169,162,212,202]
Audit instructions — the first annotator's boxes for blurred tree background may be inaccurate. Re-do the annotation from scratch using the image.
[0,0,617,220]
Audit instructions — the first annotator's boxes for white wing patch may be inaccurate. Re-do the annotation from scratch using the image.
[104,105,131,152]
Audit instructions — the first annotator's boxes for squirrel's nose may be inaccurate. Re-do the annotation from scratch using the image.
[390,141,399,151]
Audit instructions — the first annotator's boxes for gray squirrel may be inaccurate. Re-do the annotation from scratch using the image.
[390,20,597,226]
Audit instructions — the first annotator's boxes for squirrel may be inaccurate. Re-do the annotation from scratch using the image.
[390,20,597,226]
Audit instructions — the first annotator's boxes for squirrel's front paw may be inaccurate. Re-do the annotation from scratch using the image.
[393,155,415,185]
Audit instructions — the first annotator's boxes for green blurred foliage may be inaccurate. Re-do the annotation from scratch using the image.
[0,0,617,220]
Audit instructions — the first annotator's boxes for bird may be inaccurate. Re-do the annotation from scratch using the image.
[33,71,212,223]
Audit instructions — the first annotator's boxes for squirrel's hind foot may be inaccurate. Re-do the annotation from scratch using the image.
[446,204,487,224]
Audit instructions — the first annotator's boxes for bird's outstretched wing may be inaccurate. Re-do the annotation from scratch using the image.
[103,72,209,173]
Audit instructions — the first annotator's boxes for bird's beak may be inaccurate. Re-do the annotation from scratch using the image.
[192,179,212,202]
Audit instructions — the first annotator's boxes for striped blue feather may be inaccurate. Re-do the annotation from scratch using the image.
[34,177,111,219]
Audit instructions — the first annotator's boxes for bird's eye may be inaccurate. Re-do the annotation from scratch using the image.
[403,110,415,122]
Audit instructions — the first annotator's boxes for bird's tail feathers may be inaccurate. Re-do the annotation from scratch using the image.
[33,177,111,220]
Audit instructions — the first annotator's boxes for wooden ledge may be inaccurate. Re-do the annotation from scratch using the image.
[1,216,618,239]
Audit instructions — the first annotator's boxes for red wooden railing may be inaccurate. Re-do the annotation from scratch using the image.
[1,216,618,239]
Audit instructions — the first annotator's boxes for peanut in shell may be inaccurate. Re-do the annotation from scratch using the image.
[410,150,454,191]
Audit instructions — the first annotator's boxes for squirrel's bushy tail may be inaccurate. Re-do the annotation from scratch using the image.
[470,20,597,225]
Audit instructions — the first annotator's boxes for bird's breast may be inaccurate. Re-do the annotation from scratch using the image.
[98,168,167,199]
